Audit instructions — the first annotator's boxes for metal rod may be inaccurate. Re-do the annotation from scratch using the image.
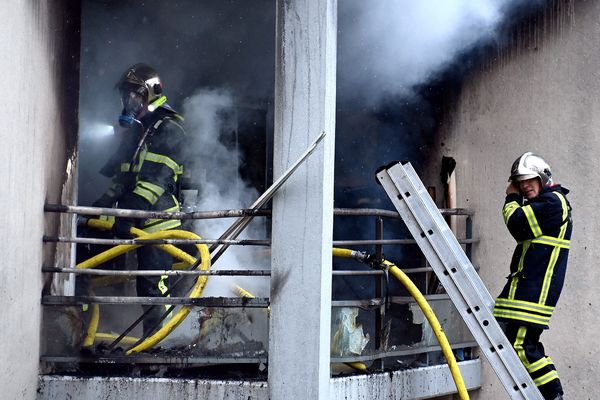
[43,236,478,246]
[43,204,271,220]
[43,267,435,277]
[113,132,326,349]
[43,236,270,246]
[374,216,385,370]
[43,294,449,308]
[333,207,474,217]
[208,131,327,261]
[41,355,268,365]
[330,341,479,363]
[466,215,473,260]
[44,205,475,219]
[42,267,271,276]
[332,238,479,246]
[43,295,270,308]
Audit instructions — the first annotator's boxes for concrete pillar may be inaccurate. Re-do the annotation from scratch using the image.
[269,0,337,399]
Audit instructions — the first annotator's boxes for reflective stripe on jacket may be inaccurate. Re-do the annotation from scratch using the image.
[493,185,572,329]
[99,106,186,232]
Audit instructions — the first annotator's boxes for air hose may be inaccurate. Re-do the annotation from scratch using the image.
[78,218,211,354]
[332,247,469,400]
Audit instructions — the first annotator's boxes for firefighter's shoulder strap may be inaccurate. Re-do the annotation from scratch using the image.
[376,162,543,400]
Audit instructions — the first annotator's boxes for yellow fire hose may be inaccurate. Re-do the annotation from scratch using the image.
[77,222,467,397]
[332,247,469,400]
[78,218,211,354]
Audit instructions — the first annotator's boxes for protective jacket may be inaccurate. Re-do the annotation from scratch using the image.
[493,185,572,329]
[98,104,186,233]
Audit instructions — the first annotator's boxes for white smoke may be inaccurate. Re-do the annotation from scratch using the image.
[338,0,534,104]
[182,88,270,298]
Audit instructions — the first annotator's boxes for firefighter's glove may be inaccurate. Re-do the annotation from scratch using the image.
[112,217,135,239]
[92,194,115,209]
[111,192,151,239]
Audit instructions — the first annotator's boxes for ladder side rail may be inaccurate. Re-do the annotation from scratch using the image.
[378,171,533,400]
[384,165,541,399]
[377,164,543,400]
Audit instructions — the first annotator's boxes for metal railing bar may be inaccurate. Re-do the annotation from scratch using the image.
[43,294,451,308]
[43,296,270,308]
[42,236,478,246]
[333,238,479,246]
[330,341,478,363]
[44,204,475,220]
[42,267,271,276]
[42,236,270,246]
[43,204,271,220]
[40,355,268,365]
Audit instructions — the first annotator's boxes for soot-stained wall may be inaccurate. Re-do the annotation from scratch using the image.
[0,1,80,399]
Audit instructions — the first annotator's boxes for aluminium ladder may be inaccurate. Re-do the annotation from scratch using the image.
[376,161,543,400]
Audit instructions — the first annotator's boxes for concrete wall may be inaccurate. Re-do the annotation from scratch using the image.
[429,0,598,398]
[38,359,481,400]
[0,1,79,399]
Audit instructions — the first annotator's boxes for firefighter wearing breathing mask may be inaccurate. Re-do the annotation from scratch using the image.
[494,152,572,400]
[92,63,186,337]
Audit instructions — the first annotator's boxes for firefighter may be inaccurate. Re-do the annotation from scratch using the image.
[92,63,186,337]
[493,152,572,400]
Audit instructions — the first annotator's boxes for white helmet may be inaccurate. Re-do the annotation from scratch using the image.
[509,152,553,186]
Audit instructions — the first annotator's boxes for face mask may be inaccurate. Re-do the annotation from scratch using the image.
[119,90,145,127]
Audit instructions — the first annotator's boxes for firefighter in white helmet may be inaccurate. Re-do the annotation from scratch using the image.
[494,152,572,400]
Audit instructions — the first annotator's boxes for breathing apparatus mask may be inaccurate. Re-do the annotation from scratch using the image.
[119,88,146,128]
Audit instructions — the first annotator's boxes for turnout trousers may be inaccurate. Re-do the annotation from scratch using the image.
[504,323,563,399]
[136,245,172,337]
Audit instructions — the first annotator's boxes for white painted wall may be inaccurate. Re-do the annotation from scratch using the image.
[0,1,79,399]
[430,1,599,398]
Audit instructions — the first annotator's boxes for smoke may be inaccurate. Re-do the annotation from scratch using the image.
[338,0,541,105]
[182,89,269,298]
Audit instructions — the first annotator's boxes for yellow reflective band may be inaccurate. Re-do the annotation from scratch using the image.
[147,95,167,112]
[531,236,570,249]
[144,152,182,176]
[513,326,530,367]
[539,202,569,305]
[142,197,181,233]
[534,370,559,387]
[121,162,142,173]
[528,357,553,374]
[503,201,520,224]
[538,247,560,304]
[495,298,554,315]
[509,241,530,299]
[138,181,165,197]
[133,185,159,205]
[142,219,181,233]
[554,191,568,221]
[99,215,116,223]
[158,275,169,295]
[492,309,551,326]
[522,205,542,237]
